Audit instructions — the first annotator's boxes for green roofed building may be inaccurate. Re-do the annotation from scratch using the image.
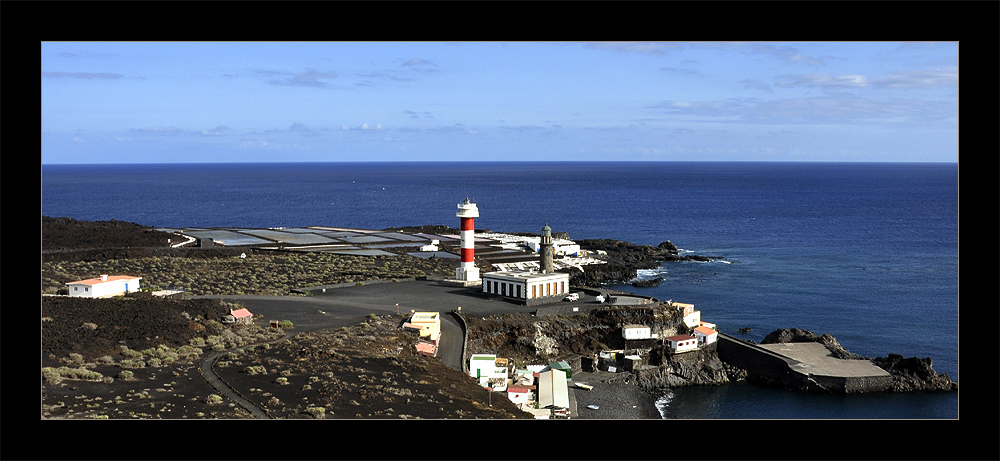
[549,360,572,379]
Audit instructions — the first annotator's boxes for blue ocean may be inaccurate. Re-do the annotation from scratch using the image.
[41,161,959,419]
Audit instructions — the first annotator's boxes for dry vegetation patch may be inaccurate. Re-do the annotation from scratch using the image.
[218,315,533,419]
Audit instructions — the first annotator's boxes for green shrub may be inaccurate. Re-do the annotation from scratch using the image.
[42,368,64,385]
[118,370,134,380]
[177,345,203,358]
[121,346,143,359]
[243,365,267,375]
[277,320,294,329]
[120,359,146,369]
[276,377,288,385]
[206,394,223,405]
[67,353,85,366]
[305,406,326,418]
[42,366,104,383]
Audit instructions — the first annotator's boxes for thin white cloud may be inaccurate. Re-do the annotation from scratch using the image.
[130,126,186,135]
[585,42,684,55]
[870,67,958,89]
[43,71,124,79]
[650,95,956,125]
[265,68,338,87]
[775,67,958,93]
[747,44,825,67]
[200,125,230,136]
[776,73,870,94]
[741,78,774,93]
[341,123,385,131]
[660,66,704,78]
[401,58,436,68]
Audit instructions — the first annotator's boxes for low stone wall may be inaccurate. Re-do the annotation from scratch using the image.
[717,333,805,390]
[810,373,893,393]
[292,277,418,294]
[450,311,469,374]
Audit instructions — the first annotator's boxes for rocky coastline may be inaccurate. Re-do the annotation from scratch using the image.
[569,239,724,286]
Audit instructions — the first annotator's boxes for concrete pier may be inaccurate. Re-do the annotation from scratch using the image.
[717,333,892,393]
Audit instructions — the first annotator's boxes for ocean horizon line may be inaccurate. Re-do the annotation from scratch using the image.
[41,159,959,167]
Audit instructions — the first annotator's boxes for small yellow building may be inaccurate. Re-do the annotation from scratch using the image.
[405,312,441,341]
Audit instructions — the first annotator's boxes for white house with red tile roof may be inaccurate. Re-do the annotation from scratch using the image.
[693,326,718,345]
[665,334,699,353]
[66,274,142,298]
[505,385,533,406]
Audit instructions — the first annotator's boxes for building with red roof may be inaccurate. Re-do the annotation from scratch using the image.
[66,274,142,298]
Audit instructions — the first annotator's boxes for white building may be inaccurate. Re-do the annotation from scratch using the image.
[66,274,142,298]
[482,270,570,305]
[525,238,580,256]
[622,324,651,340]
[693,326,718,345]
[505,386,533,406]
[537,368,569,410]
[469,354,509,389]
[671,301,702,329]
[665,334,699,353]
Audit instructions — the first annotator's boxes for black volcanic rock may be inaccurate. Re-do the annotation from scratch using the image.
[872,353,958,392]
[573,238,724,286]
[761,327,868,359]
[43,216,175,251]
[632,277,664,288]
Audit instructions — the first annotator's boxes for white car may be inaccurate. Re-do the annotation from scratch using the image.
[564,293,579,302]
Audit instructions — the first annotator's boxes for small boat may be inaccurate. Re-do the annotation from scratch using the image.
[575,382,594,390]
[587,404,600,410]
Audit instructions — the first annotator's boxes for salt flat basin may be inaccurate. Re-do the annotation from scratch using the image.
[757,342,890,378]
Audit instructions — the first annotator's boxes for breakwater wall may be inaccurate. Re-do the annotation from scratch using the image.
[716,333,891,393]
[717,333,804,389]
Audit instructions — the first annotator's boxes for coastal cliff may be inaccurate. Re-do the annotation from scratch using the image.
[465,303,738,392]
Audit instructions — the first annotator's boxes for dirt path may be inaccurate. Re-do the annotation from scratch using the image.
[198,333,291,419]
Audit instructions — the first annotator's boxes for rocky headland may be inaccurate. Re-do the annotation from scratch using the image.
[569,239,724,286]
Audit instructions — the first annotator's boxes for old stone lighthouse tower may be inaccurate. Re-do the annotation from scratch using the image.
[539,223,554,273]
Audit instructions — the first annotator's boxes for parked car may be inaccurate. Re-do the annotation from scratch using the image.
[563,293,579,302]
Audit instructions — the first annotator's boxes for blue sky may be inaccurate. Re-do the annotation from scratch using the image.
[41,41,958,164]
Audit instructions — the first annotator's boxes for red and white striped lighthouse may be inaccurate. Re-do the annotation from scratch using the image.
[455,198,480,282]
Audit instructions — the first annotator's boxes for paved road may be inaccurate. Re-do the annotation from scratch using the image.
[198,281,550,372]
